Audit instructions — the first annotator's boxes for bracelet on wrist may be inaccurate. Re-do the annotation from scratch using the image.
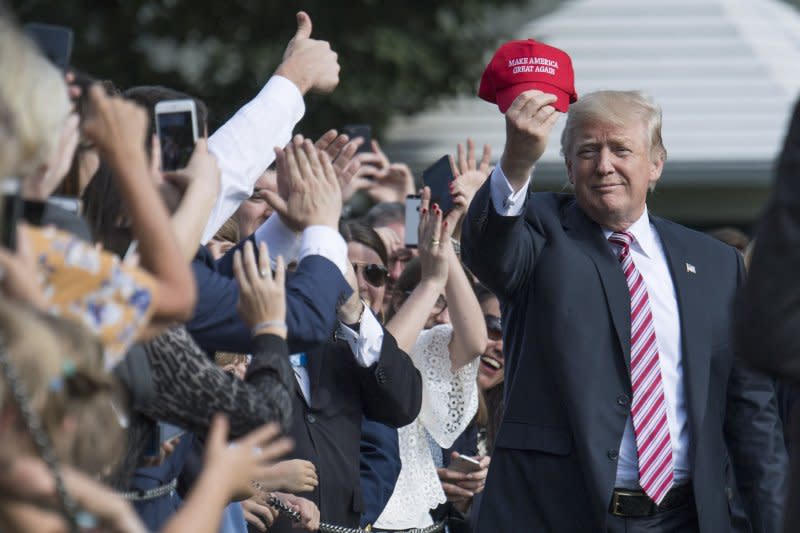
[251,320,288,337]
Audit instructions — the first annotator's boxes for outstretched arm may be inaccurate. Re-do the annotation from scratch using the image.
[202,11,340,243]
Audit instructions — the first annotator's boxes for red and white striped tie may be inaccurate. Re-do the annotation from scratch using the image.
[609,231,674,505]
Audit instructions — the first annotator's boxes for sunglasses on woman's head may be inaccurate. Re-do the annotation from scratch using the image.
[352,262,389,287]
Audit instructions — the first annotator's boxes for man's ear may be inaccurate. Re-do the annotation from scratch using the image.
[649,155,664,189]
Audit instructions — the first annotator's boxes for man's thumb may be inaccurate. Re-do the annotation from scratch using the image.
[294,11,312,40]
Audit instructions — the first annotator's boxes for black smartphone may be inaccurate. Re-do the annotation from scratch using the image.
[1,181,23,251]
[155,100,198,171]
[422,155,455,213]
[343,124,372,154]
[142,422,185,458]
[24,23,74,71]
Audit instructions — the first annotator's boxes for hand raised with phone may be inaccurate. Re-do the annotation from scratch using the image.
[275,12,340,95]
[263,136,342,232]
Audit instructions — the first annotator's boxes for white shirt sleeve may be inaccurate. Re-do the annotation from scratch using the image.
[489,164,532,217]
[253,218,347,275]
[202,76,305,244]
[297,226,348,275]
[254,215,302,266]
[336,307,385,367]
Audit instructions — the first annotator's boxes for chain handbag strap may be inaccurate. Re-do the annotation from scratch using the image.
[265,493,445,533]
[0,336,81,533]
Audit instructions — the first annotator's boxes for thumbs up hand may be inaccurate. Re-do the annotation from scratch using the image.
[276,11,340,95]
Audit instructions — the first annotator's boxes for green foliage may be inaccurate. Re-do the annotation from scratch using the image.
[10,0,532,137]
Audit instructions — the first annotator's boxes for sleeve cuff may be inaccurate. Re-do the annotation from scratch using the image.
[298,226,348,275]
[254,215,302,266]
[337,307,385,367]
[251,333,289,359]
[259,76,305,126]
[490,165,531,217]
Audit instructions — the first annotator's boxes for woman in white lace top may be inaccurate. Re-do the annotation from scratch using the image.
[373,186,487,530]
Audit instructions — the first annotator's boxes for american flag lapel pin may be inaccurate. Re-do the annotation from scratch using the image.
[685,262,696,274]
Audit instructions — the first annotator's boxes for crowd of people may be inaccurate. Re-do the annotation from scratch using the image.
[1,4,800,533]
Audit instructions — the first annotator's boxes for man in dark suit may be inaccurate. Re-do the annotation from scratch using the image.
[736,97,800,533]
[265,273,422,532]
[461,88,787,532]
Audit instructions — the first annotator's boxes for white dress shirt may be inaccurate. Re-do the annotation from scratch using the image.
[291,307,385,404]
[254,216,348,276]
[490,166,692,488]
[203,75,305,244]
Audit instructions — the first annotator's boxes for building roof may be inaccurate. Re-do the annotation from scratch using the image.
[385,0,800,194]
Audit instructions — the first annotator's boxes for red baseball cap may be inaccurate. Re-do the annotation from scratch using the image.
[479,39,577,113]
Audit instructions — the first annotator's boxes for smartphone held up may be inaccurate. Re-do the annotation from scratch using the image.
[155,99,198,172]
[422,155,456,214]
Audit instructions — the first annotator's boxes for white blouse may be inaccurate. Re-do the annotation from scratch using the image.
[374,324,479,529]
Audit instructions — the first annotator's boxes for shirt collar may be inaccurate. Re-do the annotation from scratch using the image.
[601,206,656,259]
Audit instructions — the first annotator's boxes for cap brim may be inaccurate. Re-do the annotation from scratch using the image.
[495,82,572,113]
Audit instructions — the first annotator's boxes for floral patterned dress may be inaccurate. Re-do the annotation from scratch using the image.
[23,225,157,369]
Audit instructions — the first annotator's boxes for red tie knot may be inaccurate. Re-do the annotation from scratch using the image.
[608,231,634,250]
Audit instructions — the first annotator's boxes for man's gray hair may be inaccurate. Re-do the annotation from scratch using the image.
[363,202,405,227]
[560,90,667,164]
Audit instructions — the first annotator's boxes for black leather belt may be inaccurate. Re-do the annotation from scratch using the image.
[609,484,693,518]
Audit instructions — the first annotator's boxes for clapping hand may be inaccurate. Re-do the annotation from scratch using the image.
[314,129,362,201]
[417,187,456,287]
[263,136,342,232]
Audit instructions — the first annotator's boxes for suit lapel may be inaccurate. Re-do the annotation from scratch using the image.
[650,217,709,430]
[563,203,632,373]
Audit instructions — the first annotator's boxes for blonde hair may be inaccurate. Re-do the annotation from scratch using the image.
[561,90,667,164]
[215,351,248,368]
[214,217,240,245]
[0,17,71,178]
[0,302,126,476]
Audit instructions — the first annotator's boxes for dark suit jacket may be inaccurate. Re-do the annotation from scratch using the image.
[359,418,401,527]
[461,184,787,532]
[187,235,351,355]
[736,97,800,533]
[267,329,422,533]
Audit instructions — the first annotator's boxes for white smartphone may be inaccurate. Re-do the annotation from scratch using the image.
[154,99,198,171]
[405,195,421,248]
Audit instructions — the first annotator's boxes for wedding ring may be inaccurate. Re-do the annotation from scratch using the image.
[259,268,269,278]
[431,239,440,246]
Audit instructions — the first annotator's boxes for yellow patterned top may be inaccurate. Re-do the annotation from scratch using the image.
[23,225,158,369]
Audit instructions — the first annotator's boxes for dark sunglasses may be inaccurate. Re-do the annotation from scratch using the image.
[485,314,502,340]
[353,262,389,287]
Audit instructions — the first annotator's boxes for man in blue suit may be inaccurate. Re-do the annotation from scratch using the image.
[461,88,787,532]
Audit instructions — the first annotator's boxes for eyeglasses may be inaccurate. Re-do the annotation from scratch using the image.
[352,262,389,287]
